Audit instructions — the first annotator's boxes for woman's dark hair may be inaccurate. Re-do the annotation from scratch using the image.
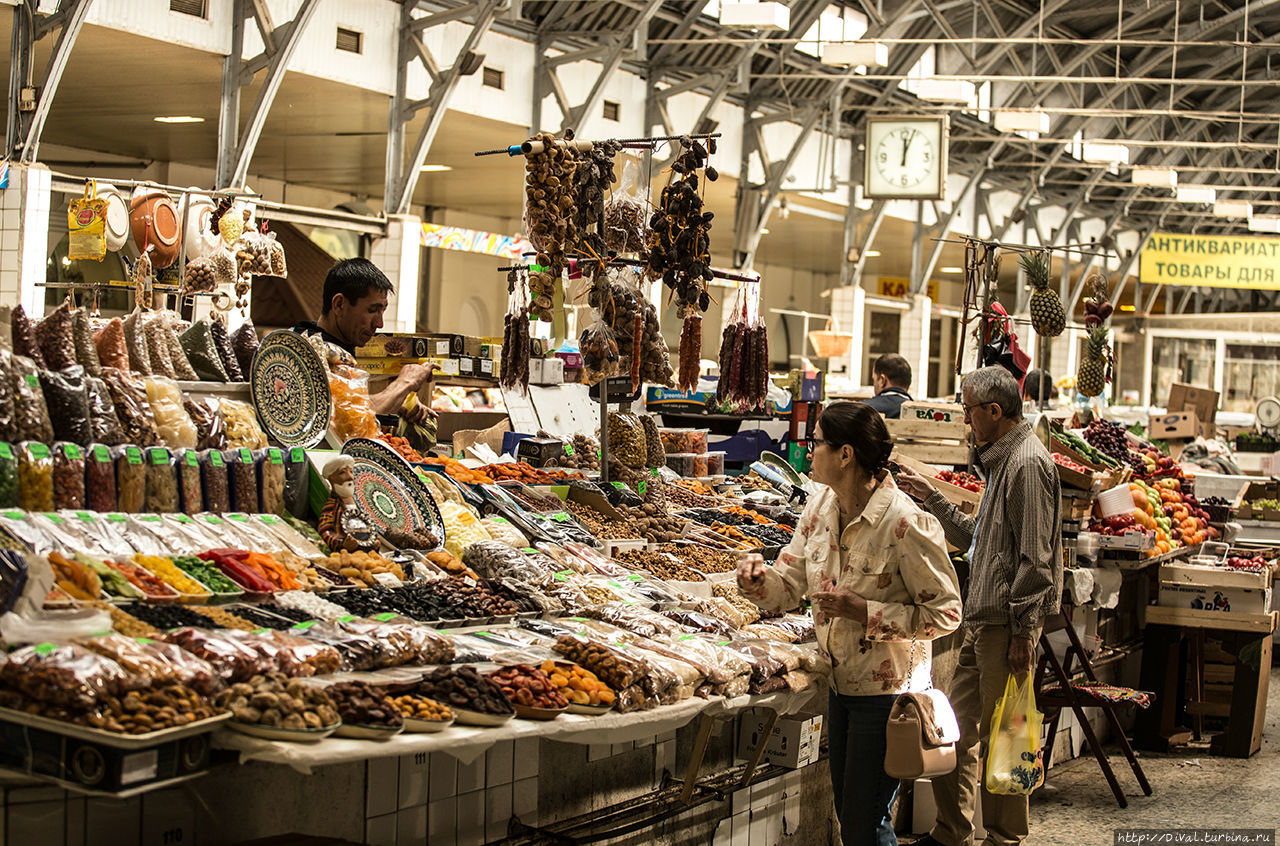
[817,401,893,476]
[321,258,395,315]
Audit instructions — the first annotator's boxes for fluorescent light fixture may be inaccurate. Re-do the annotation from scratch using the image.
[760,228,770,235]
[1214,199,1252,218]
[1119,304,1136,312]
[993,110,1049,133]
[153,115,204,124]
[940,266,963,273]
[864,250,881,257]
[1131,166,1177,188]
[908,78,976,103]
[419,164,453,172]
[1248,214,1280,233]
[718,1,788,30]
[822,41,888,67]
[1081,142,1129,164]
[1176,185,1215,204]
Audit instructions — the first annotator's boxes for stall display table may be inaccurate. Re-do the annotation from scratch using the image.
[1134,607,1278,757]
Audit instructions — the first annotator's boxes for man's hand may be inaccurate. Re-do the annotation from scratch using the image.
[811,578,868,624]
[397,362,437,391]
[1007,635,1035,675]
[736,553,767,597]
[894,463,936,500]
[401,402,433,425]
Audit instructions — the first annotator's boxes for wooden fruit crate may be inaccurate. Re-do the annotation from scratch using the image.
[890,402,968,440]
[893,452,982,515]
[893,440,970,466]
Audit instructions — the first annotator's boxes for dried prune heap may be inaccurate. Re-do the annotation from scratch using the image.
[646,136,716,391]
[524,132,582,322]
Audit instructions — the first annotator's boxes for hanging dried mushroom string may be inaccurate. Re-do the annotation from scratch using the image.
[524,132,582,322]
[579,254,620,386]
[645,136,717,391]
[499,269,531,392]
[715,279,769,412]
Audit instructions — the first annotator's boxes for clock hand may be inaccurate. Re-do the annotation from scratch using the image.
[900,129,915,166]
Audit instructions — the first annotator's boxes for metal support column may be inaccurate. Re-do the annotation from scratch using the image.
[216,0,323,189]
[8,0,95,163]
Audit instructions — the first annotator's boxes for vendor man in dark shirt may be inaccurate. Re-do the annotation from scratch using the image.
[863,353,913,419]
[294,257,435,424]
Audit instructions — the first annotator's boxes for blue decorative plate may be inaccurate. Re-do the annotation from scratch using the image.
[250,330,331,449]
[342,437,446,545]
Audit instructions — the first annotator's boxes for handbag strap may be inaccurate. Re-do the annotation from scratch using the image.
[905,639,933,693]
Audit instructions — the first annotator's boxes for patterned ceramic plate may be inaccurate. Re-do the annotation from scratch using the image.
[342,437,446,544]
[250,330,331,449]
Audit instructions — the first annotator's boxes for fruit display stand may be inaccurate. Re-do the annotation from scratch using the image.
[892,453,983,516]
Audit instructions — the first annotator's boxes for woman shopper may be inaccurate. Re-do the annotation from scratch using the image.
[738,402,962,846]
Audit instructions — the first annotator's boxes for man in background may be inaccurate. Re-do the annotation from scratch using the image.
[864,353,913,418]
[294,257,434,424]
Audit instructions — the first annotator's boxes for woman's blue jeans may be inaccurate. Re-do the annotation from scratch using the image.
[827,690,900,846]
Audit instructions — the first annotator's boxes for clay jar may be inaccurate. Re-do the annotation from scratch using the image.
[129,186,181,269]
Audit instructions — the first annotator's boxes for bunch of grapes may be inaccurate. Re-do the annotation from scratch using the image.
[1084,419,1146,476]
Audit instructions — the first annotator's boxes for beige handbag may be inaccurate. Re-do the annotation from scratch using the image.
[884,644,960,780]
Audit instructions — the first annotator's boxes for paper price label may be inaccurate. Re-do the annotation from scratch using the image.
[564,444,575,456]
[92,445,109,462]
[0,444,12,460]
[64,444,82,460]
[637,481,647,496]
[210,452,224,467]
[290,448,305,462]
[27,443,50,460]
[150,449,169,465]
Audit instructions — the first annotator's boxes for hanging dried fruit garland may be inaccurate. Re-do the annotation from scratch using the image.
[572,139,623,260]
[645,136,717,392]
[524,133,582,322]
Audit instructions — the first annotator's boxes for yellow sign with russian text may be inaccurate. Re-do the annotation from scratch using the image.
[1139,232,1280,289]
[878,277,940,301]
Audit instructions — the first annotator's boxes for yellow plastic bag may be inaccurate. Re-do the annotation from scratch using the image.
[984,673,1045,795]
[67,181,108,261]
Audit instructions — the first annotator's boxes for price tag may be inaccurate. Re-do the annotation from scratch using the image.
[552,513,570,523]
[474,631,491,638]
[564,444,575,456]
[2,510,23,520]
[185,451,198,467]
[252,629,270,635]
[374,612,398,621]
[521,547,538,553]
[555,570,573,582]
[611,482,626,490]
[43,513,65,524]
[291,621,318,631]
[679,635,696,640]
[173,515,193,523]
[570,616,588,622]
[651,468,659,478]
[138,514,161,523]
[63,444,81,460]
[24,374,38,388]
[27,443,50,460]
[491,516,509,524]
[622,600,636,606]
[92,445,109,462]
[290,448,304,462]
[204,515,224,524]
[125,446,142,465]
[261,515,280,524]
[150,448,169,465]
[608,580,623,589]
[628,574,643,582]
[210,452,224,467]
[73,511,93,521]
[107,514,127,523]
[228,514,249,522]
[0,443,11,460]
[717,640,731,646]
[136,638,155,645]
[637,481,647,496]
[337,615,356,622]
[596,449,602,460]
[239,448,253,463]
[34,643,56,655]
[268,448,283,465]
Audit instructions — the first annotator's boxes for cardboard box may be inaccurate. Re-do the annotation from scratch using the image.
[354,333,429,358]
[737,712,824,769]
[1167,382,1219,424]
[1149,411,1199,440]
[516,437,566,467]
[356,356,432,376]
[531,357,564,385]
[425,334,466,357]
[458,356,477,377]
[1161,563,1270,590]
[479,358,494,377]
[1158,581,1272,615]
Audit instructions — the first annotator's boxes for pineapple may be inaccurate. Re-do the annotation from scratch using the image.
[1077,325,1111,397]
[1022,250,1065,337]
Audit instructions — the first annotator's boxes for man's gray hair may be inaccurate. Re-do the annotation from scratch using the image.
[962,366,1024,419]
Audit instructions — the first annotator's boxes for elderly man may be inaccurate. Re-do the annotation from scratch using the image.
[895,366,1063,846]
[317,456,377,553]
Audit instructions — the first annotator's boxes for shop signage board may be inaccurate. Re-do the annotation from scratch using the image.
[1139,231,1280,289]
[877,277,939,301]
[419,223,533,259]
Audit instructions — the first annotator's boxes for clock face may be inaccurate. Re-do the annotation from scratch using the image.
[864,116,948,200]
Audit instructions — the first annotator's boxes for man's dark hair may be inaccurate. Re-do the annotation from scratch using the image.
[1022,369,1058,402]
[873,354,912,388]
[817,401,893,477]
[321,258,394,315]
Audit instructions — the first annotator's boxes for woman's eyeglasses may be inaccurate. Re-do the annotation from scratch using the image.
[806,439,842,454]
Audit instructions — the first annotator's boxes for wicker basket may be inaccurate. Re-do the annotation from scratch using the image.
[807,318,853,359]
